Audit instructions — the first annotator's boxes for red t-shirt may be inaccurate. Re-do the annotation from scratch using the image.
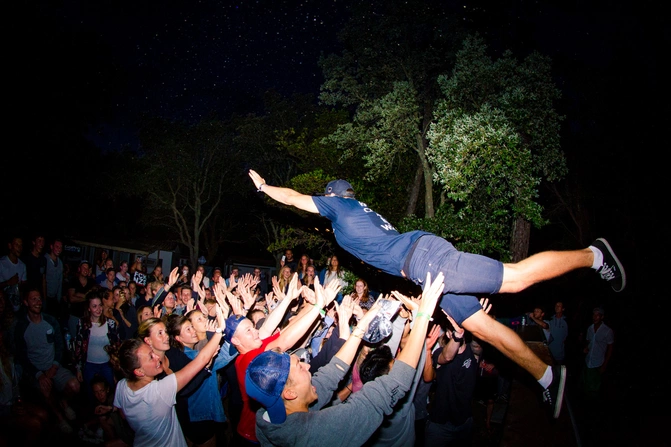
[235,331,281,441]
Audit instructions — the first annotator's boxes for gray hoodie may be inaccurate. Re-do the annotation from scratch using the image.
[255,355,416,446]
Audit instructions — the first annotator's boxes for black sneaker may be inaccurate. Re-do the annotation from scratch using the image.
[542,365,566,419]
[592,238,626,292]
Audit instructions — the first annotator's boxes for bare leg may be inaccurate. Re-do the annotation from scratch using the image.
[462,310,547,380]
[499,248,593,294]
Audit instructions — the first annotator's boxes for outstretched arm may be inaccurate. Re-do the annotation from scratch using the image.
[249,169,319,214]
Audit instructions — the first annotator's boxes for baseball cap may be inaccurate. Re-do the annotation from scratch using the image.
[324,179,355,198]
[245,350,290,424]
[224,314,247,355]
[79,259,91,266]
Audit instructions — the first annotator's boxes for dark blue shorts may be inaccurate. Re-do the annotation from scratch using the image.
[407,235,503,324]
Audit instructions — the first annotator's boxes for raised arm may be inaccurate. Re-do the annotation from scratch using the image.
[249,169,319,214]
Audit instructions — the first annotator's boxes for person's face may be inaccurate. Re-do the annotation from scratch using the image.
[105,259,114,270]
[140,307,153,321]
[8,238,22,257]
[113,288,121,303]
[79,263,91,277]
[307,266,315,278]
[532,308,544,319]
[232,268,239,277]
[164,293,176,309]
[355,281,365,294]
[51,241,63,256]
[180,289,191,304]
[285,250,293,261]
[213,270,221,280]
[178,321,199,345]
[34,236,45,252]
[23,290,42,313]
[129,282,136,294]
[101,251,108,260]
[154,266,162,276]
[145,322,170,353]
[204,289,213,300]
[282,267,291,279]
[120,262,128,272]
[107,270,116,281]
[89,298,104,319]
[254,268,261,277]
[555,302,564,314]
[232,318,262,351]
[286,354,317,404]
[592,311,603,324]
[300,255,308,265]
[135,343,163,378]
[331,256,338,267]
[92,382,108,404]
[471,340,483,356]
[189,311,208,333]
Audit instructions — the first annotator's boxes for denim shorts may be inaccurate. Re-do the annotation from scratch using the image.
[407,235,503,324]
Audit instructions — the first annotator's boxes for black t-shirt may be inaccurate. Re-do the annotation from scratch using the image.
[21,252,46,290]
[66,275,97,317]
[430,344,478,426]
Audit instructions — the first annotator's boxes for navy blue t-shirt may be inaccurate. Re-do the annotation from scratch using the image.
[312,196,430,277]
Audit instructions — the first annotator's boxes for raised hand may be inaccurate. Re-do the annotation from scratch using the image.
[479,297,493,315]
[426,324,442,351]
[322,275,342,307]
[186,298,196,313]
[390,290,420,313]
[168,267,180,288]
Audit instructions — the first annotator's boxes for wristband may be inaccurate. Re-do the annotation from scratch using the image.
[416,312,433,321]
[313,303,325,316]
[257,183,266,192]
[452,331,463,341]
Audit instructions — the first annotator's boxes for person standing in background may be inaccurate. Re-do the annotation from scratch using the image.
[548,301,568,365]
[0,236,27,313]
[21,232,47,301]
[581,307,614,402]
[44,238,65,320]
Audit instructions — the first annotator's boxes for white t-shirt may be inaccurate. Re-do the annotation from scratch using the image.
[113,373,186,447]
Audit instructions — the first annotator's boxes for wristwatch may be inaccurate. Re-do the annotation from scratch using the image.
[215,328,223,334]
[452,331,464,341]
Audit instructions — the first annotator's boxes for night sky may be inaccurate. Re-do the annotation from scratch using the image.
[6,1,667,442]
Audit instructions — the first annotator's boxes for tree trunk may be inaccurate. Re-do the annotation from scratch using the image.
[510,216,531,262]
[416,135,434,218]
[405,161,423,216]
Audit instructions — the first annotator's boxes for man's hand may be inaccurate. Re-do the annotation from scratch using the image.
[249,169,266,190]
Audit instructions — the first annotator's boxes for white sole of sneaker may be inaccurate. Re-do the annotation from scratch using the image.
[554,365,567,418]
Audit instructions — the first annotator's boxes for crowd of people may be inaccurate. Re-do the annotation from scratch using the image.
[0,182,622,447]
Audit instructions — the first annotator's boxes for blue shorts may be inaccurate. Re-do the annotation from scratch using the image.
[406,235,503,324]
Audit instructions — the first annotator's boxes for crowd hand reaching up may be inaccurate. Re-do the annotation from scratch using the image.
[197,299,208,316]
[479,297,493,315]
[301,285,316,305]
[352,298,385,336]
[426,324,442,351]
[167,267,180,289]
[352,301,364,320]
[205,318,218,333]
[322,276,342,307]
[271,276,286,302]
[441,310,464,339]
[237,282,256,311]
[153,304,162,318]
[336,294,355,339]
[390,290,421,314]
[285,273,302,302]
[186,298,196,314]
[211,283,231,317]
[192,270,203,289]
[225,288,244,316]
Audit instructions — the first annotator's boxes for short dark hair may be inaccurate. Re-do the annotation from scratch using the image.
[359,345,394,384]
